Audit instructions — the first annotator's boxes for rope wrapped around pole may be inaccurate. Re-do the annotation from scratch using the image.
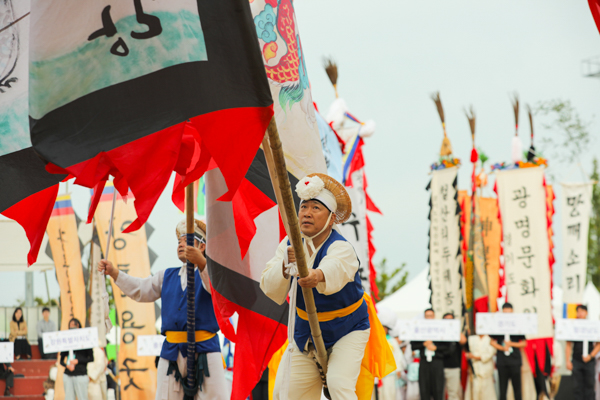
[265,117,329,374]
[185,184,196,391]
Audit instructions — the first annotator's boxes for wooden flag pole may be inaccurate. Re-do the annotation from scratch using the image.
[263,117,329,374]
[185,184,196,391]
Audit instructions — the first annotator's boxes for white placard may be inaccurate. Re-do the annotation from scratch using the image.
[0,342,14,363]
[475,313,538,335]
[42,327,99,353]
[137,335,165,356]
[555,319,600,341]
[397,319,460,342]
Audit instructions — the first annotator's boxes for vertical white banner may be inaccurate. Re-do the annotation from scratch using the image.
[339,169,370,294]
[429,167,462,318]
[496,168,552,338]
[89,238,107,347]
[560,182,593,304]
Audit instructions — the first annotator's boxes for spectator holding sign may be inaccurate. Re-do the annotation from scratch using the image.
[60,318,94,400]
[565,305,600,400]
[0,363,14,396]
[9,307,31,360]
[37,307,57,360]
[490,303,527,400]
[410,308,451,400]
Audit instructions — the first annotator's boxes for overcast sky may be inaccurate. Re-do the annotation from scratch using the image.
[2,0,600,306]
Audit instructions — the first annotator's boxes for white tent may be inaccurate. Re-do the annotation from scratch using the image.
[378,267,431,319]
[552,282,600,321]
[0,218,54,271]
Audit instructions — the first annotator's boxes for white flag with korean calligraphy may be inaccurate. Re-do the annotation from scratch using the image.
[496,168,552,338]
[428,167,462,318]
[339,169,370,294]
[560,182,593,304]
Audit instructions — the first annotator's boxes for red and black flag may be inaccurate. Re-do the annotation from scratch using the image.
[0,1,65,265]
[28,0,274,231]
[204,1,329,397]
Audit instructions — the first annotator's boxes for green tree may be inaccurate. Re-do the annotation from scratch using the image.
[34,297,58,307]
[588,158,600,290]
[375,258,409,301]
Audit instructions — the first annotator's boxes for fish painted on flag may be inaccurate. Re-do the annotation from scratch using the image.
[0,0,65,266]
[29,0,274,235]
[205,2,327,397]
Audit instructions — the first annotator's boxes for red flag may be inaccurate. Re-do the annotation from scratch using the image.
[589,0,600,34]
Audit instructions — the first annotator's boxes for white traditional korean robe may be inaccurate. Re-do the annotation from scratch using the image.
[115,266,228,400]
[465,335,497,400]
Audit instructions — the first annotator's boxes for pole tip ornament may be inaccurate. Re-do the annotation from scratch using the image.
[295,173,352,224]
[431,92,453,157]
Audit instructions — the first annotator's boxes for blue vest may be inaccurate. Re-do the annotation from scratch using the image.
[160,267,220,361]
[294,230,369,351]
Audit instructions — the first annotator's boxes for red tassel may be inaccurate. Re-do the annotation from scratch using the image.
[470,148,478,163]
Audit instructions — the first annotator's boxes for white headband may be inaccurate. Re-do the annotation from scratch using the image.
[300,189,337,213]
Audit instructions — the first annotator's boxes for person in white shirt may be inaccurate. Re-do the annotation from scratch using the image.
[261,173,388,400]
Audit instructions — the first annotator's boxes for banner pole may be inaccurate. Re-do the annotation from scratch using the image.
[264,117,329,375]
[185,184,196,391]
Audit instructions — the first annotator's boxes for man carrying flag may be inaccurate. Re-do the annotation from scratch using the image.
[98,219,226,400]
[261,173,393,400]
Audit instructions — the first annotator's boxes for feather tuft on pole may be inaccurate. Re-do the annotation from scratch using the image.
[510,93,522,163]
[465,106,477,163]
[323,58,339,98]
[526,104,536,162]
[431,92,452,157]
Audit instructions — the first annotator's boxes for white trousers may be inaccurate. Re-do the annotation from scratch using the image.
[155,352,228,400]
[64,375,89,400]
[273,329,370,400]
[444,368,462,400]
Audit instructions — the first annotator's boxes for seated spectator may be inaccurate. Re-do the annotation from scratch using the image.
[0,363,14,396]
[9,308,31,360]
[60,319,94,400]
[38,307,57,360]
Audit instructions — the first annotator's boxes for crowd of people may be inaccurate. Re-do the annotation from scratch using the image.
[379,304,599,400]
[0,308,114,400]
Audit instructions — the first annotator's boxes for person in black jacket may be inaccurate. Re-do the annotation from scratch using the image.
[442,312,466,400]
[60,318,94,400]
[411,309,451,400]
[490,303,527,400]
[0,363,14,396]
[565,305,600,400]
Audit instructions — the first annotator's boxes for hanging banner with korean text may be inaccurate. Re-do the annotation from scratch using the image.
[459,192,502,312]
[46,194,86,330]
[95,184,157,400]
[560,182,593,304]
[496,168,552,338]
[339,170,370,294]
[89,237,107,347]
[428,167,462,318]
